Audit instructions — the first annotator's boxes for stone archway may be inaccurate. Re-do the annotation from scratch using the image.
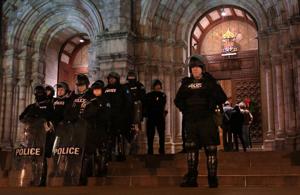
[0,0,104,150]
[137,0,270,152]
[190,6,262,145]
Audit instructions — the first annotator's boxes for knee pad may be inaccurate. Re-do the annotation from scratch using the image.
[205,145,217,165]
[204,145,217,157]
[185,141,197,152]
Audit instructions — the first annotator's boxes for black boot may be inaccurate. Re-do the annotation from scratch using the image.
[39,159,47,187]
[79,155,93,186]
[180,171,198,187]
[208,176,218,188]
[96,144,108,177]
[205,145,218,188]
[180,150,199,187]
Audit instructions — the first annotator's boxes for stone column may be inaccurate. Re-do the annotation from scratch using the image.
[31,52,45,87]
[88,44,100,84]
[271,55,286,150]
[262,57,276,150]
[293,48,300,150]
[163,67,173,153]
[0,49,15,151]
[282,52,297,150]
[136,66,146,154]
[15,51,29,145]
[173,67,184,152]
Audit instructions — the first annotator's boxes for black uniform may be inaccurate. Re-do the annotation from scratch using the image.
[52,95,70,127]
[123,81,146,123]
[144,91,166,154]
[64,90,93,122]
[175,74,223,147]
[123,78,146,154]
[82,94,111,176]
[19,86,54,186]
[175,54,227,188]
[104,78,131,161]
[19,99,54,157]
[83,96,110,154]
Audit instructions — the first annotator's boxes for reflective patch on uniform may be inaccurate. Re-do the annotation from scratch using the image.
[105,88,117,93]
[130,86,137,90]
[53,101,65,106]
[39,106,47,109]
[106,103,111,108]
[188,83,202,89]
[74,98,86,103]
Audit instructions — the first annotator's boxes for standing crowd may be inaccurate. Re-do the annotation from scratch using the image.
[19,70,167,186]
[19,54,254,188]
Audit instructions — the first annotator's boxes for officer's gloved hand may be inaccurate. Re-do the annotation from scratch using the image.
[44,121,54,132]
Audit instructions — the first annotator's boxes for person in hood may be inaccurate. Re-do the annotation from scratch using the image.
[174,54,227,188]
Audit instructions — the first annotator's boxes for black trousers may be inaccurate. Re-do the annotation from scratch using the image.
[182,115,186,151]
[232,129,246,152]
[221,124,233,151]
[146,117,165,154]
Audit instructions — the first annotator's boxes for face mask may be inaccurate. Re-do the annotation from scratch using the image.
[36,94,47,102]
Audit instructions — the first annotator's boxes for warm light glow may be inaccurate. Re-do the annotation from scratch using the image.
[20,168,25,186]
[221,8,226,16]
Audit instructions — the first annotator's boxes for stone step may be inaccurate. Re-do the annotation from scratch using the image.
[108,152,298,169]
[1,151,300,187]
[45,175,300,187]
[106,167,300,176]
[91,175,300,187]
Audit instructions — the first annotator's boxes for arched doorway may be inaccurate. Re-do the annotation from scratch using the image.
[44,30,92,88]
[190,6,262,146]
[57,34,90,90]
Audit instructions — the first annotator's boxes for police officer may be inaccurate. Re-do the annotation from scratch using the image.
[64,74,92,122]
[174,54,227,188]
[52,82,70,127]
[83,80,111,177]
[123,71,146,154]
[104,72,131,161]
[144,79,167,155]
[19,85,54,186]
[63,74,93,185]
[45,85,55,102]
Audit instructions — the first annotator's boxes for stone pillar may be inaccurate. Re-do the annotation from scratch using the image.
[282,52,297,150]
[293,48,300,150]
[0,49,15,151]
[15,51,29,145]
[31,52,45,87]
[173,67,184,152]
[137,66,147,154]
[271,55,286,150]
[95,31,134,83]
[87,44,100,84]
[163,67,173,153]
[262,57,276,150]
